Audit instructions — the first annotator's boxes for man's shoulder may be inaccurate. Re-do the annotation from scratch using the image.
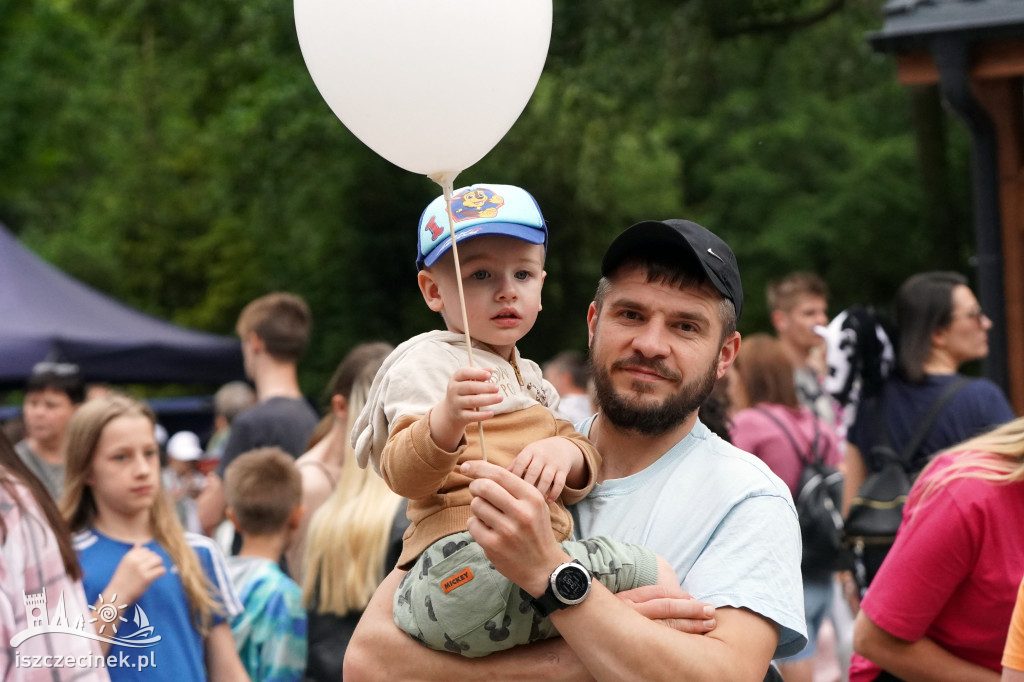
[587,423,794,513]
[238,396,316,422]
[679,425,790,495]
[224,397,317,457]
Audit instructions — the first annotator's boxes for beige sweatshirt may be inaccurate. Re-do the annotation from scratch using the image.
[351,331,600,568]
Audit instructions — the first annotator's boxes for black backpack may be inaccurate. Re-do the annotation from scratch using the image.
[843,376,970,593]
[756,408,848,573]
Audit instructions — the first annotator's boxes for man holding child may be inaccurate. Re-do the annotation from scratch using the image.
[345,191,805,680]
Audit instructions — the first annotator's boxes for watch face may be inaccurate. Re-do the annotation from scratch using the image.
[553,563,591,602]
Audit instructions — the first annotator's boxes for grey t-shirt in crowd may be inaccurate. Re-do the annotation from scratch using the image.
[215,396,319,476]
[15,439,64,501]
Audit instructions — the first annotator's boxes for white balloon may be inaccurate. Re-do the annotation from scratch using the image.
[294,0,552,179]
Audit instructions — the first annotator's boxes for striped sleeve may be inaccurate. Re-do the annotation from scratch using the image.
[186,532,243,619]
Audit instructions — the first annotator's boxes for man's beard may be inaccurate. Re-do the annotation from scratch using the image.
[590,351,719,437]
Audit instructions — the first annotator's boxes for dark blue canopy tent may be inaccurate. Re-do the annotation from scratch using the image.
[0,223,244,388]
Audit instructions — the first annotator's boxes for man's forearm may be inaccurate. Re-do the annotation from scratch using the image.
[343,569,589,682]
[551,584,778,682]
[458,459,780,682]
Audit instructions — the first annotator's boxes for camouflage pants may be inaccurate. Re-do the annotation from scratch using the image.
[394,531,658,657]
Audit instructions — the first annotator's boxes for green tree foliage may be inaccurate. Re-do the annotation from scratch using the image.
[0,0,975,393]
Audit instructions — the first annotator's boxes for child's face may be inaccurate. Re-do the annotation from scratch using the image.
[169,458,192,476]
[87,414,161,522]
[419,236,545,358]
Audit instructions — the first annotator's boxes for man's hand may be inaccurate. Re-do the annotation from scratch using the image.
[429,367,503,452]
[617,584,717,634]
[462,459,569,597]
[509,437,586,501]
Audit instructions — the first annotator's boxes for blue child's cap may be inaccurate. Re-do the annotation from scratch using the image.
[416,184,548,270]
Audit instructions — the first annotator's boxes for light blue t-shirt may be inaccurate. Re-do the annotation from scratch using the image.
[572,418,807,658]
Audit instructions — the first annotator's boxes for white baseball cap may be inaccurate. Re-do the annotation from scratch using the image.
[167,431,203,462]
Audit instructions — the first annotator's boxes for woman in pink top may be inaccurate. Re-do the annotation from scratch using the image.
[852,417,1024,682]
[730,334,843,682]
[0,431,109,682]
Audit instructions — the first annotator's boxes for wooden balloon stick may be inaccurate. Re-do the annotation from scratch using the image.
[431,172,488,463]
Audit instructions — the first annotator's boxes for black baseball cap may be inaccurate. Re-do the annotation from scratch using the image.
[601,219,743,320]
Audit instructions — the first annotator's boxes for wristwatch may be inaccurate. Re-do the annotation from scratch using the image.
[530,560,593,617]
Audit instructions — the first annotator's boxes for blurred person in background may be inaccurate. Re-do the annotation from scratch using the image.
[542,349,594,424]
[16,361,85,500]
[1003,576,1024,682]
[767,272,836,427]
[2,416,25,445]
[198,293,318,543]
[852,417,1024,682]
[1,430,110,681]
[286,342,392,583]
[84,383,111,402]
[730,334,844,682]
[769,273,852,682]
[300,347,405,681]
[205,381,256,461]
[164,431,206,535]
[843,272,1014,587]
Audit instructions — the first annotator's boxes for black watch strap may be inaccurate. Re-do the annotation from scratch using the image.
[531,590,564,618]
[530,560,592,617]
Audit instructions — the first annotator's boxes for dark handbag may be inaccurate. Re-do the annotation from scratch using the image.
[873,672,905,681]
[755,408,848,572]
[843,376,970,592]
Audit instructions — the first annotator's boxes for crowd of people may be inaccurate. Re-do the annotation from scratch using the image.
[2,183,1023,682]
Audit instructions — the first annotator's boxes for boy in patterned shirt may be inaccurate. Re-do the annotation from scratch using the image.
[224,448,307,682]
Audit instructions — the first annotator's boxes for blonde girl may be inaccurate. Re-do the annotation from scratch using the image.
[61,395,247,682]
[287,342,393,582]
[301,353,406,682]
[852,416,1024,682]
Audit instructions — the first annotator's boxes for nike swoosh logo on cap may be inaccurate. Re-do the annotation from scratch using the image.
[707,248,725,263]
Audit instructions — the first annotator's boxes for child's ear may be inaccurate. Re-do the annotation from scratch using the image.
[288,505,304,531]
[225,509,242,533]
[417,270,445,313]
[330,394,348,421]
